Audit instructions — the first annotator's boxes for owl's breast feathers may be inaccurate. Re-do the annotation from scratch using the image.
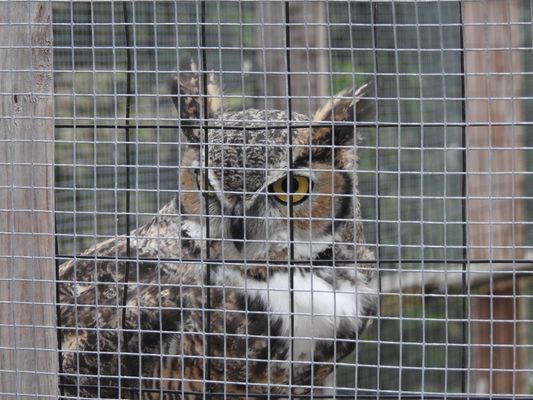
[58,203,376,398]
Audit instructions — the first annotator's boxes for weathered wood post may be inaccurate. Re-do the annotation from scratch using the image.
[463,0,525,394]
[0,2,57,398]
[258,1,329,113]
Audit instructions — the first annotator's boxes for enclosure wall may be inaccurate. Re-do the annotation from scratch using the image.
[0,2,58,399]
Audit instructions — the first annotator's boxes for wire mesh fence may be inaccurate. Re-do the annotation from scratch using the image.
[1,0,532,398]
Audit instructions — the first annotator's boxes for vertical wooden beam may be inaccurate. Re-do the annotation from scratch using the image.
[463,0,524,394]
[258,1,329,113]
[470,279,524,394]
[0,2,57,399]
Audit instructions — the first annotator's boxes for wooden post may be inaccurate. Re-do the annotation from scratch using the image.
[0,2,57,399]
[463,0,525,394]
[258,1,329,113]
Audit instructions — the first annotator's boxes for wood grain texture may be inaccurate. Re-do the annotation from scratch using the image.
[257,1,329,113]
[0,2,57,398]
[464,0,525,262]
[463,0,525,394]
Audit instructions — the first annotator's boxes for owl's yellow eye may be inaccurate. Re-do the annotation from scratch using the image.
[269,175,310,205]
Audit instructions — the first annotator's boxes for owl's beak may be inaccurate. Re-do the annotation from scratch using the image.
[229,200,244,252]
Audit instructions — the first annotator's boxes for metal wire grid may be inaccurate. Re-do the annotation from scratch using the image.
[44,0,532,398]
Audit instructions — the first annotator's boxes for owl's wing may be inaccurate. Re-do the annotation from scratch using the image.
[58,235,201,397]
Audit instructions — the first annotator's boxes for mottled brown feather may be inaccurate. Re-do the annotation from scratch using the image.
[58,72,377,399]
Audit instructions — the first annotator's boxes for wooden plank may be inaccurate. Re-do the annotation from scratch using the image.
[463,0,525,394]
[258,1,329,113]
[464,0,525,262]
[0,2,57,399]
[471,279,525,394]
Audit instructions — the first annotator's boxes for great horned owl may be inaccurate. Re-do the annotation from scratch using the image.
[58,64,377,399]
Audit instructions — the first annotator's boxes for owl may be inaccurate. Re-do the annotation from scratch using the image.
[58,63,377,399]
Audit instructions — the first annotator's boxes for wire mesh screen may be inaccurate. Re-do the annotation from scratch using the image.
[1,0,527,398]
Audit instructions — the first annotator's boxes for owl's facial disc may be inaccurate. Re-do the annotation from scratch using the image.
[226,172,323,257]
[195,173,216,196]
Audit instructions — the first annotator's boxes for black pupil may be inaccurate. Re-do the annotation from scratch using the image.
[282,177,300,194]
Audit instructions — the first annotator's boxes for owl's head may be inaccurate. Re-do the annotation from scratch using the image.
[170,65,374,262]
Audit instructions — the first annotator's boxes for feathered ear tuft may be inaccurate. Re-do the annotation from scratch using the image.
[312,81,375,146]
[169,60,221,143]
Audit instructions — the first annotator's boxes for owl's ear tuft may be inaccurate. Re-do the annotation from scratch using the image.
[312,81,375,146]
[169,60,221,143]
